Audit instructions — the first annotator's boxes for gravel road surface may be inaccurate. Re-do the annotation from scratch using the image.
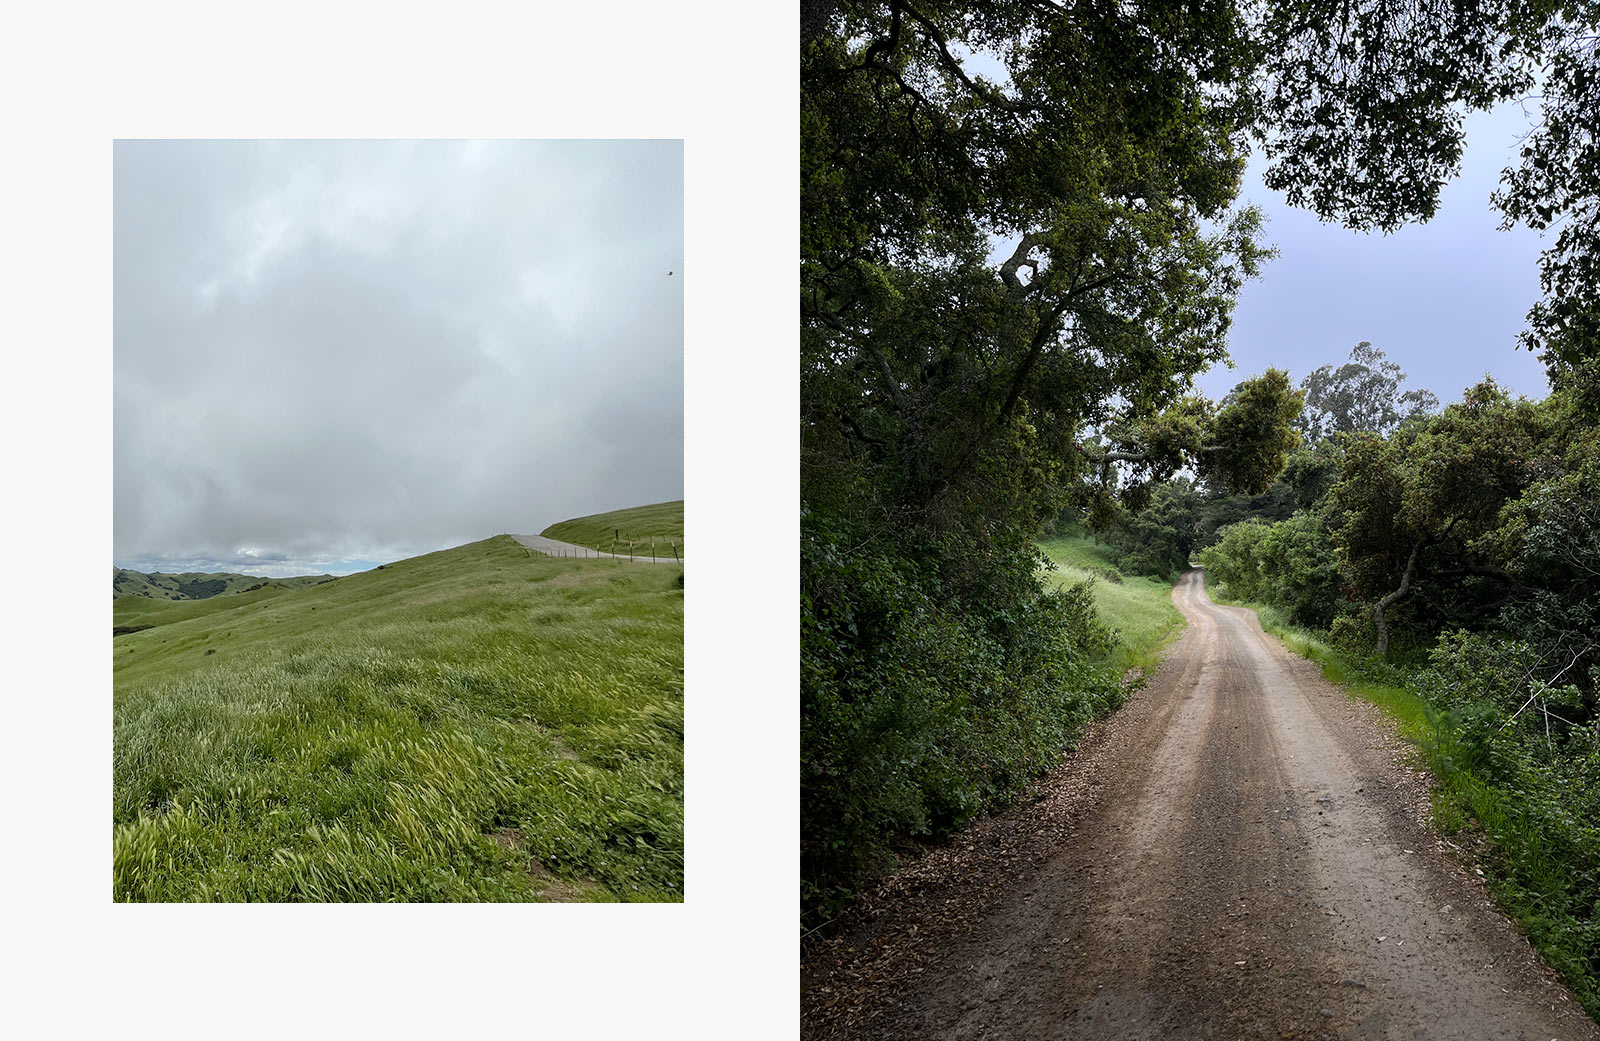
[510,533,680,563]
[802,568,1597,1041]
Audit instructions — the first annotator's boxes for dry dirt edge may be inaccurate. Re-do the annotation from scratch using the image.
[801,568,1598,1041]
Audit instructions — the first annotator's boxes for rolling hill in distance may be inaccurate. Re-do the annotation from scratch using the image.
[113,568,335,601]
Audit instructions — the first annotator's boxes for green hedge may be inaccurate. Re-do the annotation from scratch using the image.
[801,508,1120,919]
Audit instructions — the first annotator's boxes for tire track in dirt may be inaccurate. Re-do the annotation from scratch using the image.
[803,569,1597,1041]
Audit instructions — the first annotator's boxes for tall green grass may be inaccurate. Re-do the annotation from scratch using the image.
[541,500,684,559]
[114,535,683,902]
[1037,534,1186,674]
[1207,578,1600,1020]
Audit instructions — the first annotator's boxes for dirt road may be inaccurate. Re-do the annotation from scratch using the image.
[802,568,1597,1041]
[509,533,680,563]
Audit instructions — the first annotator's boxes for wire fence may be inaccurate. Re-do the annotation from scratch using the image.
[528,537,683,564]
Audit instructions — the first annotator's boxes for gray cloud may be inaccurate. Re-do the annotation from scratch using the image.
[114,140,682,575]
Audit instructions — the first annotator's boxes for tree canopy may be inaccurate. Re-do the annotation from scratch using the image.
[805,0,1600,400]
[1332,380,1551,654]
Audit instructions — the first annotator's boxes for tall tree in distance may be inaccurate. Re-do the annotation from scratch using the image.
[1297,341,1440,443]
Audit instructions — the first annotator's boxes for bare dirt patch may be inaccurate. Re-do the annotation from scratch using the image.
[489,827,600,902]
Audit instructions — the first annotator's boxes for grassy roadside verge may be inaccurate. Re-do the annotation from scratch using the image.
[1206,577,1600,1021]
[1037,534,1186,676]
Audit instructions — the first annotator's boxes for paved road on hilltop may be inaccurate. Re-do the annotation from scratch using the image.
[509,533,681,563]
[802,568,1598,1041]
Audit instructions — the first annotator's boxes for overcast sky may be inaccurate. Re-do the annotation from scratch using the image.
[1197,103,1551,405]
[114,140,683,577]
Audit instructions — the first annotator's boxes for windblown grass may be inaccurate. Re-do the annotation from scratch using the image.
[541,500,684,559]
[114,535,683,902]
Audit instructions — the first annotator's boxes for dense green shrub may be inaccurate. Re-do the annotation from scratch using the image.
[801,508,1119,917]
[1198,519,1273,601]
[1411,630,1600,1014]
[1107,481,1203,580]
[1199,511,1341,628]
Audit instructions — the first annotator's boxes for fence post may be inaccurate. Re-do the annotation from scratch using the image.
[629,540,634,562]
[672,541,679,564]
[651,537,656,562]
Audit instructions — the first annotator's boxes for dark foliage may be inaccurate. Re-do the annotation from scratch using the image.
[801,509,1118,916]
[1105,480,1203,581]
[175,578,229,600]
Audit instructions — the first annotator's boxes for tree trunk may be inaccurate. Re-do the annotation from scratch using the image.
[1373,539,1424,658]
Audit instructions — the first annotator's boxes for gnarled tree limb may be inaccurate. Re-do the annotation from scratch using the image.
[1374,538,1425,657]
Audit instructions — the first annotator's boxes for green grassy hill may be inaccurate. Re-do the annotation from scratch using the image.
[114,584,306,635]
[541,500,684,558]
[114,534,684,902]
[1037,533,1185,674]
[114,567,334,601]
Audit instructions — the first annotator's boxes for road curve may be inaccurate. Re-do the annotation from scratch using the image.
[803,568,1597,1041]
[509,533,681,564]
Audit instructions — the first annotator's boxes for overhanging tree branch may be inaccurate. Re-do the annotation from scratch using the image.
[1374,537,1425,657]
[899,2,1023,113]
